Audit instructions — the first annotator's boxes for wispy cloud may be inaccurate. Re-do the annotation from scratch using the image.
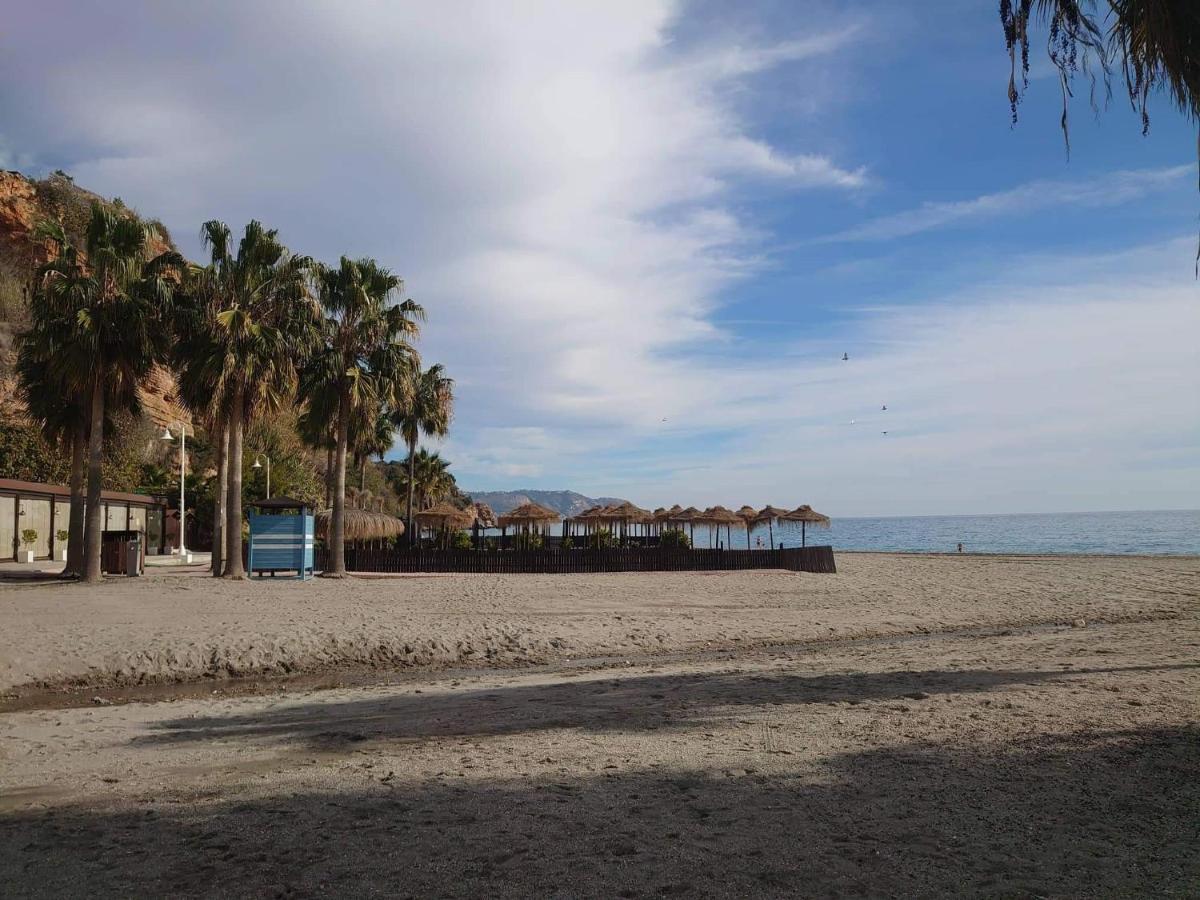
[821,165,1192,242]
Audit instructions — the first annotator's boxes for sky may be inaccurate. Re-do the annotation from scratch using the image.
[3,1,1198,516]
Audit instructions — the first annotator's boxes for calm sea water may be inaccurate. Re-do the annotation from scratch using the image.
[699,509,1200,556]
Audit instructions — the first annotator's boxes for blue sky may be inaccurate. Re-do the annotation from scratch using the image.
[3,1,1198,515]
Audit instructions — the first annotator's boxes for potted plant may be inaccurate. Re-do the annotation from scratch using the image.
[18,529,38,563]
[56,529,69,561]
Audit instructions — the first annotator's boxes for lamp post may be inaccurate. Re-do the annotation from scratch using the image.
[252,454,271,499]
[160,422,190,561]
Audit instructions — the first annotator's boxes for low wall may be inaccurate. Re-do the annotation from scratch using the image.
[314,545,836,575]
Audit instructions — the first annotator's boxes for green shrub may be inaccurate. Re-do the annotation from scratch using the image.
[56,529,69,543]
[659,528,690,549]
[21,528,37,548]
[590,528,615,549]
[561,536,574,550]
[450,530,472,550]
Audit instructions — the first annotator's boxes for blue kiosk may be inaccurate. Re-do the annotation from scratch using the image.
[247,497,315,579]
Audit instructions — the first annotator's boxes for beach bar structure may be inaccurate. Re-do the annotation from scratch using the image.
[247,497,315,579]
[1,478,170,561]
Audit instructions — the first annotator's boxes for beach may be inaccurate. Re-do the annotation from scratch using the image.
[1,552,1194,697]
[1,553,1197,896]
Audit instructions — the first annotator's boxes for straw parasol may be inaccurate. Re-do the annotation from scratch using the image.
[781,505,831,547]
[498,501,560,548]
[316,507,405,542]
[735,505,759,549]
[497,501,560,529]
[703,505,741,549]
[414,501,475,530]
[675,506,703,545]
[755,505,790,549]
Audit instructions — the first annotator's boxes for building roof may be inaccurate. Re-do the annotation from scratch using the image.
[0,478,165,506]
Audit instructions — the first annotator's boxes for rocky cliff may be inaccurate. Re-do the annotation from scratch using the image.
[0,170,189,429]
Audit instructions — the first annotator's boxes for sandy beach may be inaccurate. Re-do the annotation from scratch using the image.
[1,553,1197,897]
[1,552,1195,697]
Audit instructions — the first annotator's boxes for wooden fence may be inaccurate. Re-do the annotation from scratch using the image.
[313,545,836,575]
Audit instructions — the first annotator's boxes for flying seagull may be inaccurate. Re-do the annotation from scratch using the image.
[841,352,849,361]
[881,404,887,411]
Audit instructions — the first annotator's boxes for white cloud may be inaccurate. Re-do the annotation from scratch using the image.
[822,165,1192,242]
[2,4,1195,515]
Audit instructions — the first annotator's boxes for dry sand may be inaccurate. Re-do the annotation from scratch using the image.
[1,553,1197,897]
[1,553,1195,696]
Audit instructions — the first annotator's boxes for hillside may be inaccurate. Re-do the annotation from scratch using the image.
[466,489,630,518]
[0,169,188,428]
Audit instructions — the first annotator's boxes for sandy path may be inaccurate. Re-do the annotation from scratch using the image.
[1,615,1196,897]
[1,553,1195,695]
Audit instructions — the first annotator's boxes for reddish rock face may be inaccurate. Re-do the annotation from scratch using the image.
[0,170,192,431]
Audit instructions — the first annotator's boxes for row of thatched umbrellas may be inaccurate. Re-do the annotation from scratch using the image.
[317,499,830,549]
[565,502,830,548]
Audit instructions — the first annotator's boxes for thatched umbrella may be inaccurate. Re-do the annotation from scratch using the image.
[781,505,831,547]
[704,505,741,549]
[415,501,475,530]
[735,505,759,549]
[755,505,790,549]
[498,501,560,548]
[414,501,475,548]
[316,508,405,544]
[676,506,703,546]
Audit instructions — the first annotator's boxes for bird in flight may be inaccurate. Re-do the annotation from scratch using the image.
[881,430,888,435]
[881,404,887,411]
[841,352,849,361]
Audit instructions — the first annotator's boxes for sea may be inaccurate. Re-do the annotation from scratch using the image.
[689,509,1200,556]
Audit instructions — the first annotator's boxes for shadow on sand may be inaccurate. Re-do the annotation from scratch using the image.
[134,662,1199,752]
[1,725,1195,897]
[2,662,1197,897]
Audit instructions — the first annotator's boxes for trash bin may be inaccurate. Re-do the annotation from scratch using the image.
[125,535,143,577]
[102,530,145,575]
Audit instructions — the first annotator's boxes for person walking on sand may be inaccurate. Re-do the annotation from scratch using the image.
[957,542,963,553]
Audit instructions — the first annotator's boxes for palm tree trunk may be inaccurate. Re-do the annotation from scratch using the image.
[64,419,86,576]
[324,444,333,510]
[81,376,105,583]
[326,387,350,576]
[359,456,366,493]
[210,418,228,577]
[223,385,246,578]
[405,439,416,548]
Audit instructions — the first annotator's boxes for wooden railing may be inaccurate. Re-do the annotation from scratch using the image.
[313,545,836,575]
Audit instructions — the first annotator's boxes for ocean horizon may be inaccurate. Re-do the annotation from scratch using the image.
[690,508,1200,556]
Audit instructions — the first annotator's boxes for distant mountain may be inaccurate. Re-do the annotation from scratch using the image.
[465,489,629,518]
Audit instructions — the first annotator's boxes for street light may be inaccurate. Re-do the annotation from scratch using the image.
[160,422,190,561]
[252,454,271,499]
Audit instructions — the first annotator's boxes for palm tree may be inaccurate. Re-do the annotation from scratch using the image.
[302,257,422,576]
[392,364,453,545]
[391,449,457,513]
[352,407,395,494]
[16,327,88,575]
[172,261,231,576]
[184,220,318,579]
[32,209,181,582]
